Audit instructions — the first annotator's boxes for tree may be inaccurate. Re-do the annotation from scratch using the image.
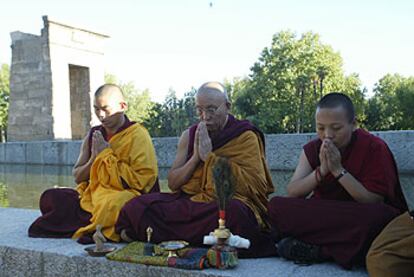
[365,74,405,131]
[364,74,414,131]
[230,31,365,134]
[0,64,10,142]
[144,88,198,137]
[395,78,414,129]
[104,73,199,137]
[104,73,154,123]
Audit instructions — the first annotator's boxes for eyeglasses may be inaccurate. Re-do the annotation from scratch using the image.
[195,102,225,116]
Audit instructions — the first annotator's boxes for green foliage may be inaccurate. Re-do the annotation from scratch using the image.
[104,74,154,123]
[123,84,154,123]
[104,73,198,137]
[0,64,10,131]
[104,73,118,84]
[365,74,414,131]
[0,182,9,207]
[395,79,414,129]
[230,31,365,133]
[144,88,198,137]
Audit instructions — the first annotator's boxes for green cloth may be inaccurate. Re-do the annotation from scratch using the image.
[106,241,209,269]
[106,241,169,266]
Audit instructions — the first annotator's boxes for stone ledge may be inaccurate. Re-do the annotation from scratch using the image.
[0,130,413,173]
[0,208,368,277]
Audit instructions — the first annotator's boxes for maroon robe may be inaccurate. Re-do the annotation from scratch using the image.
[115,115,277,258]
[268,128,407,269]
[28,116,160,242]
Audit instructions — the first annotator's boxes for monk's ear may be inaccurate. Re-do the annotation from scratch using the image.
[226,102,231,110]
[351,117,357,127]
[120,102,127,111]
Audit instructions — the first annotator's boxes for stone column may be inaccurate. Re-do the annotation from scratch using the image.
[7,16,109,141]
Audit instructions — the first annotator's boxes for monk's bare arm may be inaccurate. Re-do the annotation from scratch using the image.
[168,129,200,191]
[325,141,384,203]
[287,150,320,198]
[72,135,94,184]
[335,172,384,203]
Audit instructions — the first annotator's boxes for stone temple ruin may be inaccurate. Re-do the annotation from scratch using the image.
[7,16,108,141]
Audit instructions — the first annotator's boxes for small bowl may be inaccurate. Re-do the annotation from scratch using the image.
[159,240,189,258]
[159,240,189,251]
[84,246,117,257]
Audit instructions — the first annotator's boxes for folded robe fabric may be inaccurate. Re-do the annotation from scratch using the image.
[181,115,274,230]
[115,115,277,258]
[73,123,158,242]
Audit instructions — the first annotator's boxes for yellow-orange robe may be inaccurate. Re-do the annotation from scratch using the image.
[73,123,158,241]
[180,130,274,229]
[115,115,277,257]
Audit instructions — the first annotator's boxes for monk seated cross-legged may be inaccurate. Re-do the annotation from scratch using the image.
[28,84,159,243]
[268,92,407,269]
[115,81,277,258]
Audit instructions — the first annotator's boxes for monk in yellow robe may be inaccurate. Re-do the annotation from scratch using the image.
[29,84,158,243]
[116,82,276,257]
[367,211,414,277]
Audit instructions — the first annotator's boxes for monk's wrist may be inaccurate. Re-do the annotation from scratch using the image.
[189,155,201,165]
[87,158,95,167]
[315,167,323,184]
[320,168,328,177]
[205,151,215,162]
[333,167,346,179]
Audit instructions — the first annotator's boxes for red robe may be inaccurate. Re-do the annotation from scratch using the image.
[268,128,407,269]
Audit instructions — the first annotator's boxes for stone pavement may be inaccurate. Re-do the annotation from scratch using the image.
[0,207,368,277]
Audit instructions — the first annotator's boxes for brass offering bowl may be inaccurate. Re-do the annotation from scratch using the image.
[84,246,117,257]
[159,240,189,258]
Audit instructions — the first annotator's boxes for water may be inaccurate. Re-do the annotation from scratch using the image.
[0,164,412,210]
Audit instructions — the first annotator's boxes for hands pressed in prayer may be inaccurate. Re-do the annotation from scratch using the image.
[193,126,201,161]
[197,122,212,162]
[91,130,109,160]
[319,141,329,177]
[321,139,343,176]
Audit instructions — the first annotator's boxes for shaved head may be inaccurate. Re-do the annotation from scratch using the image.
[94,84,125,102]
[195,81,231,133]
[197,81,229,103]
[93,84,127,129]
[317,92,355,123]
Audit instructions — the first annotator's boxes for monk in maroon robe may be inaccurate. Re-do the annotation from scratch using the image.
[268,93,407,269]
[115,81,276,258]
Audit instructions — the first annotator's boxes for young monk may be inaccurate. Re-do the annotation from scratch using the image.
[268,92,407,269]
[115,81,276,257]
[28,84,159,243]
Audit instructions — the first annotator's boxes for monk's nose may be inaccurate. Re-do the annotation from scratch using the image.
[324,129,333,139]
[200,112,211,121]
[97,110,106,120]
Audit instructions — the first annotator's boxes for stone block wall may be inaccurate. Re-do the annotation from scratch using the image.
[0,131,412,173]
[7,16,108,141]
[7,31,53,141]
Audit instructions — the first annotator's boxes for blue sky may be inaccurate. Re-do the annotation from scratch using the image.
[1,0,413,102]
